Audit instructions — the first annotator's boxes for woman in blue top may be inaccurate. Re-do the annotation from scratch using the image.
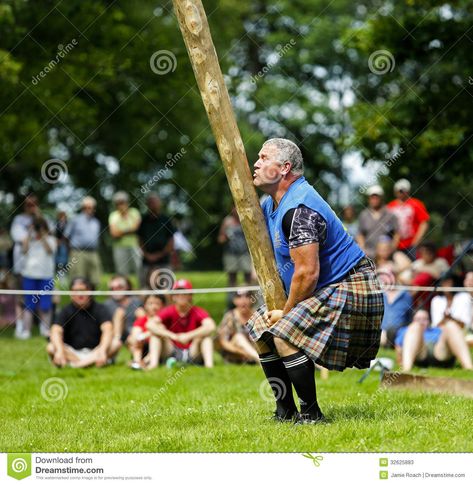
[247,138,384,424]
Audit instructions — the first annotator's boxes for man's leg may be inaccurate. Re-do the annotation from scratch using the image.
[231,333,259,362]
[47,342,82,367]
[46,342,55,361]
[147,336,173,369]
[69,250,84,281]
[89,252,102,289]
[128,328,144,365]
[434,321,473,369]
[132,246,142,284]
[189,336,214,368]
[256,337,298,421]
[21,309,34,339]
[401,322,427,371]
[112,246,124,275]
[273,336,324,423]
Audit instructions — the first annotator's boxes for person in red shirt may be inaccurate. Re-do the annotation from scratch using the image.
[387,179,430,260]
[128,294,165,370]
[147,279,216,368]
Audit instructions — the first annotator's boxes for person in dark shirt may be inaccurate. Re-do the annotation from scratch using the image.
[137,192,176,287]
[47,277,113,368]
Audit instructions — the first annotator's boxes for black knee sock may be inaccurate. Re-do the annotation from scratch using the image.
[282,351,323,418]
[259,352,297,418]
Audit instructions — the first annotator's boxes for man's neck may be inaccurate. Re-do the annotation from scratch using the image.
[270,176,301,208]
[176,303,191,315]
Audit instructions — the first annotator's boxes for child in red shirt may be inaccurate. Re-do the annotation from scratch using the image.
[146,279,216,368]
[128,294,165,370]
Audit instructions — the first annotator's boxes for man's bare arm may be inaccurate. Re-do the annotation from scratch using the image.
[283,243,320,314]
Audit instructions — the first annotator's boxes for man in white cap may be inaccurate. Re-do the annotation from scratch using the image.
[387,179,430,260]
[357,185,399,259]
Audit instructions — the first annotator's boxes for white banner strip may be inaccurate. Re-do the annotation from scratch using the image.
[1,453,471,484]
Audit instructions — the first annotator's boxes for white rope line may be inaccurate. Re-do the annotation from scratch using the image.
[0,285,471,296]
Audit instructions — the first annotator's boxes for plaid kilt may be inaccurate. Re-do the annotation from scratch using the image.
[246,258,384,371]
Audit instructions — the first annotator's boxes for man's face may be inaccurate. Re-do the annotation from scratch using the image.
[147,196,161,214]
[368,194,383,209]
[71,283,91,308]
[109,277,127,302]
[172,292,192,307]
[115,200,128,212]
[24,197,39,215]
[83,203,95,215]
[395,189,409,201]
[253,144,285,189]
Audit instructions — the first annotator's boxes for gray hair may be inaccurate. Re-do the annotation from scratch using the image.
[112,191,129,203]
[82,196,96,208]
[263,138,304,175]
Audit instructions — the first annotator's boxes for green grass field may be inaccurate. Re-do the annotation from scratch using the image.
[1,272,473,452]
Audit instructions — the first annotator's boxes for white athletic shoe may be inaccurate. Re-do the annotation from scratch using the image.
[39,322,50,338]
[14,320,24,339]
[16,330,31,340]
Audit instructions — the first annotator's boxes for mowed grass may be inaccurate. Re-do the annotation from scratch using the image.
[1,272,473,452]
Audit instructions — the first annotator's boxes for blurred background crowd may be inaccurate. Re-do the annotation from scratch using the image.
[0,176,472,371]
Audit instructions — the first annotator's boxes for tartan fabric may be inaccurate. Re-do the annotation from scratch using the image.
[246,258,384,371]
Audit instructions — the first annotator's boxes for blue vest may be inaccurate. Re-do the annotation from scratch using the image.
[262,177,364,294]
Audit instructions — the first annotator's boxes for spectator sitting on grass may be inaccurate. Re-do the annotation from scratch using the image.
[380,267,413,348]
[408,243,450,311]
[375,236,412,285]
[146,279,216,368]
[103,275,145,360]
[409,242,449,283]
[47,277,113,368]
[127,294,166,370]
[463,271,473,347]
[216,289,259,363]
[395,309,473,371]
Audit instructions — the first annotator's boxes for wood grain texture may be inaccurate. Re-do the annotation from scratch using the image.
[173,0,287,310]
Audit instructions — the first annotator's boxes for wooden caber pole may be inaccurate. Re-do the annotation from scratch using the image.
[172,0,286,310]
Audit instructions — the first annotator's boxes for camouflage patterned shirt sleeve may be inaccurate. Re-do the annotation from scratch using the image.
[282,205,327,249]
